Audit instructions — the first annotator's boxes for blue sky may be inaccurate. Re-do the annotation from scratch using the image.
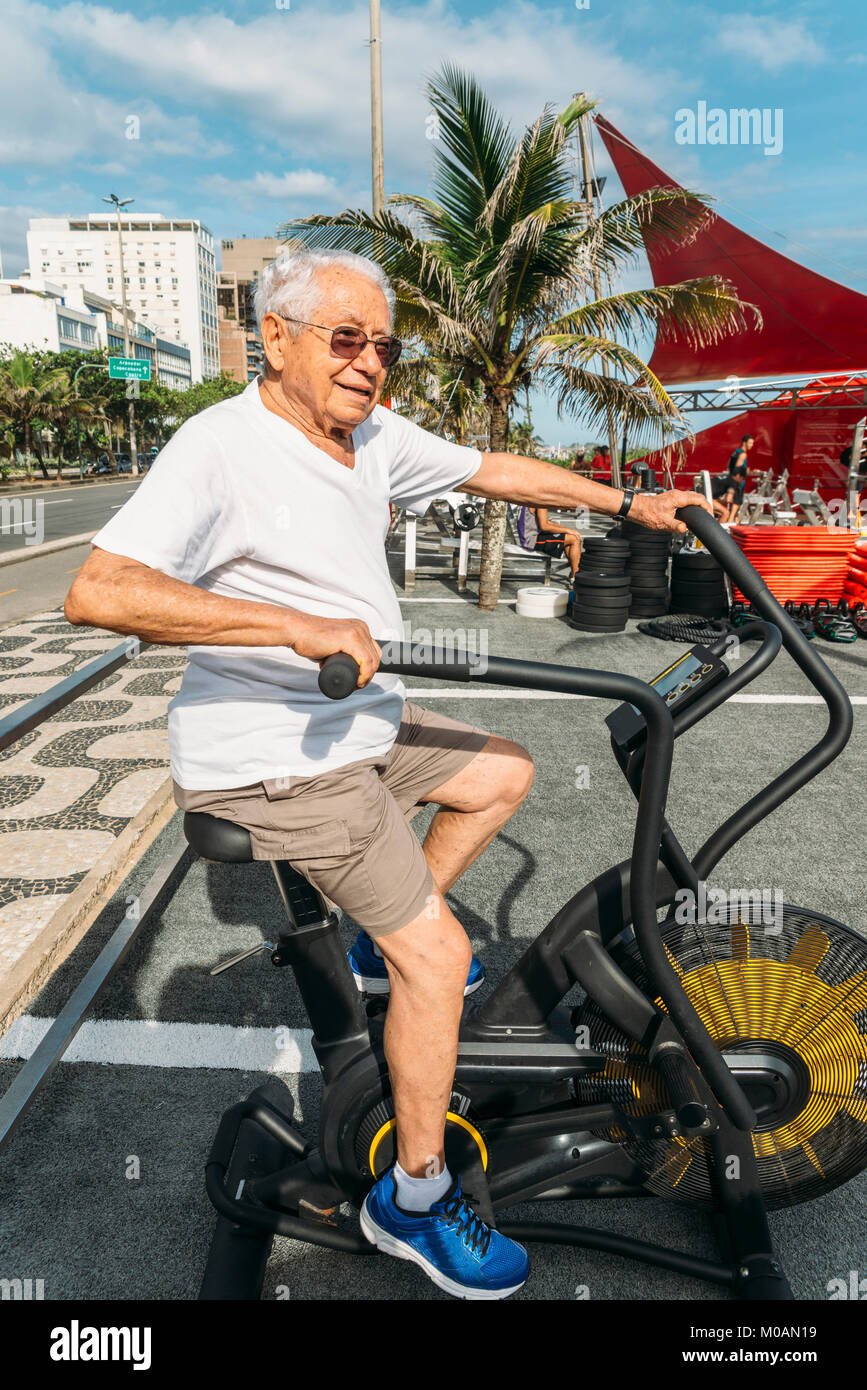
[1,0,865,444]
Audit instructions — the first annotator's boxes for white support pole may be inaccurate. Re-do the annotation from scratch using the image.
[457,528,470,591]
[405,514,417,592]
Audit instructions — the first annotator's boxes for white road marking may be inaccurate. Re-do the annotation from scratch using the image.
[400,597,517,604]
[0,484,139,504]
[0,1015,317,1073]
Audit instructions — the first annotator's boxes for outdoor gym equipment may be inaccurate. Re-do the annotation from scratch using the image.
[187,506,866,1302]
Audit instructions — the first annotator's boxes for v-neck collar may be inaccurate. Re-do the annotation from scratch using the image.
[247,378,368,482]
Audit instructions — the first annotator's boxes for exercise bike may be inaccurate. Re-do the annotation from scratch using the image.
[186,506,867,1301]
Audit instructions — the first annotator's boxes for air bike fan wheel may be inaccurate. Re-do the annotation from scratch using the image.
[574,902,867,1210]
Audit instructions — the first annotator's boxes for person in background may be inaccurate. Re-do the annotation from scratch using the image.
[711,434,755,522]
[570,448,588,473]
[528,505,582,577]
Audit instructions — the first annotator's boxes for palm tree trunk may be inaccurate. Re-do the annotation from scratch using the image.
[477,387,511,611]
[33,439,50,481]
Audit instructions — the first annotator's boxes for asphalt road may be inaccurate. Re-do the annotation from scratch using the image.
[1,591,865,1304]
[0,478,140,555]
[0,478,140,629]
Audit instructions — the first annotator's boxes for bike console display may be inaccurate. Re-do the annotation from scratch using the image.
[606,644,729,752]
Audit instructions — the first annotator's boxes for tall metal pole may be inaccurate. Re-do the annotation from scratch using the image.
[369,0,385,220]
[575,101,622,491]
[103,194,139,475]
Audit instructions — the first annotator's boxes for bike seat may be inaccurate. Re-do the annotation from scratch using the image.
[184,812,253,864]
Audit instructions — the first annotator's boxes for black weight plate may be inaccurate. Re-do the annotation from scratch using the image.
[573,575,633,590]
[568,619,628,632]
[671,580,726,596]
[675,550,722,567]
[572,594,632,609]
[671,566,725,582]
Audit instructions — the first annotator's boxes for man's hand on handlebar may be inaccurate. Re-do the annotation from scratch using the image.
[630,489,713,535]
[292,615,381,689]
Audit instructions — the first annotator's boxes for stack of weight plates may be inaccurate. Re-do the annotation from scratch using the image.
[670,550,728,617]
[622,520,670,617]
[515,586,569,619]
[568,572,632,632]
[579,533,630,576]
[567,531,631,631]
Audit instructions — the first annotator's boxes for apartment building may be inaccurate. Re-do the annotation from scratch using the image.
[26,214,218,382]
[0,276,192,389]
[217,235,296,382]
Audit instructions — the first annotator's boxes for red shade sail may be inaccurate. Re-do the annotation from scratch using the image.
[594,115,867,385]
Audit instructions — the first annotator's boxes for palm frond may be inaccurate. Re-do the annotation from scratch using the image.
[542,279,761,352]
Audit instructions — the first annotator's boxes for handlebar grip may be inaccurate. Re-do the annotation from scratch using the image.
[318,652,361,700]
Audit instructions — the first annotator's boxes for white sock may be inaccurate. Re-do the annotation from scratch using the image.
[393,1160,453,1212]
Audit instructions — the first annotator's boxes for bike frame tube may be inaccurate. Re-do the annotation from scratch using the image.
[674,507,853,879]
[620,621,783,895]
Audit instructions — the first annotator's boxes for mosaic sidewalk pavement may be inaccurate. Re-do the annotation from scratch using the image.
[0,609,186,994]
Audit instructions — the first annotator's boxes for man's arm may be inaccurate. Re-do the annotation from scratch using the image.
[64,548,382,684]
[459,453,711,533]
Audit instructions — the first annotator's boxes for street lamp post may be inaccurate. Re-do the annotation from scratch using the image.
[103,193,139,475]
[574,101,622,491]
[369,0,385,220]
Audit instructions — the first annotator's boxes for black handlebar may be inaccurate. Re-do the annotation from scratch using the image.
[318,652,361,700]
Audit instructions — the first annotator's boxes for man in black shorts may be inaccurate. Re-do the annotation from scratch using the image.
[529,505,582,575]
[712,434,754,521]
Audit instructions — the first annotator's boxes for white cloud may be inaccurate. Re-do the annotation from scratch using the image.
[23,0,673,184]
[202,169,343,205]
[0,1,231,168]
[714,15,825,72]
[0,203,48,277]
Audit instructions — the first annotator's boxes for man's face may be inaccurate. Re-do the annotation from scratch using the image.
[264,266,392,434]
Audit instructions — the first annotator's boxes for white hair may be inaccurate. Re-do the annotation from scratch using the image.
[253,247,395,332]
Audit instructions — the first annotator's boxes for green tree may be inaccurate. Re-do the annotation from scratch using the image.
[0,350,74,479]
[162,373,246,430]
[282,67,757,607]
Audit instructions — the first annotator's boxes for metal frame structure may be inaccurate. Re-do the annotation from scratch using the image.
[0,638,191,1152]
[666,371,867,414]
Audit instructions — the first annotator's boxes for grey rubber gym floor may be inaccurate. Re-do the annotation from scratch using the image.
[2,585,865,1301]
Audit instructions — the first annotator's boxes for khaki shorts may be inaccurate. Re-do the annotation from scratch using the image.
[173,701,490,937]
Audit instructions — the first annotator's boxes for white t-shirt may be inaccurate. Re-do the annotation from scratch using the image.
[91,379,481,789]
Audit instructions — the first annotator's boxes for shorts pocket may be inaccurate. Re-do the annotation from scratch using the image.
[268,819,351,866]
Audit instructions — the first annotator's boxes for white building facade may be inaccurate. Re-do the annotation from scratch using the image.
[26,214,218,381]
[0,277,192,388]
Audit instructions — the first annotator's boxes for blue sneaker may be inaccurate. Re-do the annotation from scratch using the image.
[347,931,485,995]
[360,1169,528,1300]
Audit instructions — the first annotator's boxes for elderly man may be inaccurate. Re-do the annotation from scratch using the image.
[65,247,706,1300]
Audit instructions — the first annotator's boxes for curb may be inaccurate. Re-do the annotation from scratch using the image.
[0,475,138,492]
[0,777,178,1039]
[0,532,98,569]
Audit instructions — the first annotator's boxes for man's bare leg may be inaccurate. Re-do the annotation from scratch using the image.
[373,735,534,1178]
[420,735,534,893]
[374,896,471,1178]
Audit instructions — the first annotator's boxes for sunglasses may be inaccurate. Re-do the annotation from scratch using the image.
[276,315,403,369]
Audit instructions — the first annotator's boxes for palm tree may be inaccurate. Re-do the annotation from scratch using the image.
[0,351,72,480]
[282,67,758,608]
[509,419,543,456]
[387,358,488,445]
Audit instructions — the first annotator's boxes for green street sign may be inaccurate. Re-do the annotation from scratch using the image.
[109,356,151,381]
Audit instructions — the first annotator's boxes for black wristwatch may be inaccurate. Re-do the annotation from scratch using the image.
[617,487,635,518]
